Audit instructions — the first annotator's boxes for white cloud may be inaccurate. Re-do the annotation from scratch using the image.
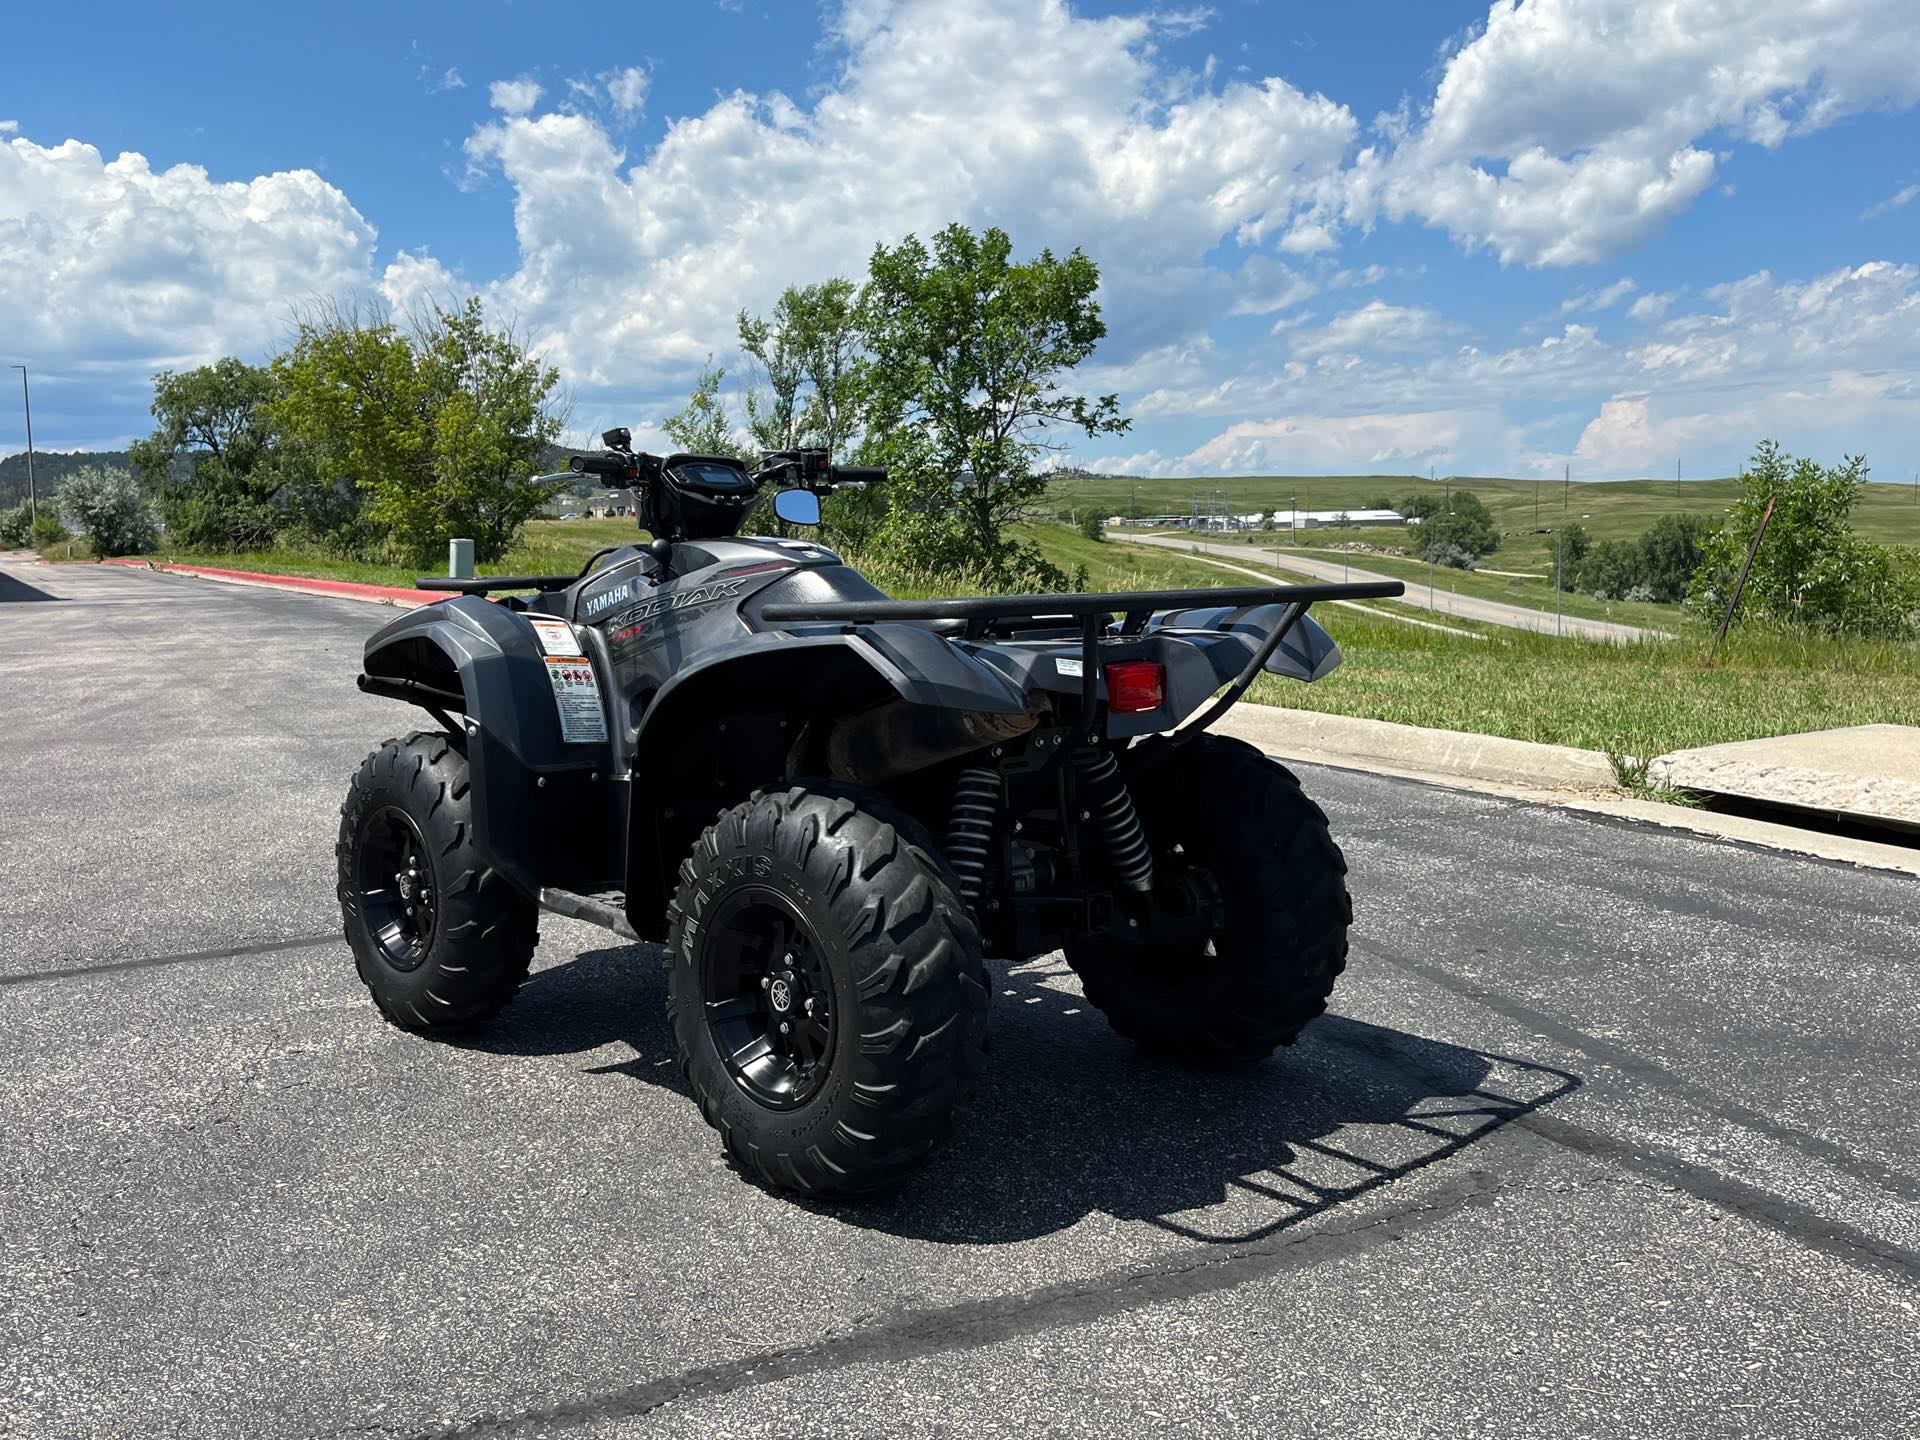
[424,67,465,93]
[460,0,1358,388]
[0,121,18,135]
[1292,301,1447,357]
[1360,0,1920,266]
[1862,182,1919,221]
[377,248,462,317]
[604,66,649,119]
[488,77,544,116]
[1627,290,1674,323]
[1560,277,1635,315]
[0,132,375,368]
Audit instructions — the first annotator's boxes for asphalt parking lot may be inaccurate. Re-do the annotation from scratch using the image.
[2,557,1915,1439]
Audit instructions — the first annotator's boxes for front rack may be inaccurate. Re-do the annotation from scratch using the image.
[761,578,1406,745]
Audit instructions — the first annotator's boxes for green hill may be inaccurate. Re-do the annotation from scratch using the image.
[1049,471,1920,573]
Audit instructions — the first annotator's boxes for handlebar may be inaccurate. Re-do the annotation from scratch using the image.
[566,442,885,490]
[569,453,633,479]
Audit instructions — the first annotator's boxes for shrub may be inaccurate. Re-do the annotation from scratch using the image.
[1689,440,1920,638]
[56,466,157,556]
[32,509,69,547]
[0,501,29,547]
[1420,539,1475,570]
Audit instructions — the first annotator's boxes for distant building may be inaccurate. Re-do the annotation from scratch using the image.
[1111,508,1404,532]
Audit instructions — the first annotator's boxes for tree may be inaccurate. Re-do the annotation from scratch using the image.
[858,224,1130,582]
[0,502,29,547]
[662,356,748,460]
[1571,539,1640,599]
[1635,512,1710,602]
[271,297,566,565]
[1077,509,1105,542]
[1405,490,1497,560]
[55,465,156,556]
[737,280,865,460]
[131,358,284,550]
[1689,440,1919,636]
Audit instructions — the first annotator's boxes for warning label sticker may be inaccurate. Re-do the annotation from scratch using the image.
[529,617,585,657]
[545,656,608,744]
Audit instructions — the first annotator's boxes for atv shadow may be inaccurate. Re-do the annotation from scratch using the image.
[453,944,1579,1246]
[842,957,1580,1245]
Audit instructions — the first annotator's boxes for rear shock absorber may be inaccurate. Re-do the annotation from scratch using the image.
[1073,744,1154,893]
[945,766,1001,907]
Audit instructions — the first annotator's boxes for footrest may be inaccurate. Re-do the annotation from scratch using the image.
[538,887,638,939]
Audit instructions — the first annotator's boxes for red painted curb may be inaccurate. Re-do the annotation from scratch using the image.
[97,557,444,606]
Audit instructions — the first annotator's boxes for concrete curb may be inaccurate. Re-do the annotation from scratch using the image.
[96,557,440,607]
[1214,703,1619,792]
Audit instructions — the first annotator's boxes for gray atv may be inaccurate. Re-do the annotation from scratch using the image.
[337,432,1402,1196]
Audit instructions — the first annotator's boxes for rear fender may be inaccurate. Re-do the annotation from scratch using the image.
[1148,604,1343,682]
[359,597,619,898]
[622,631,1024,938]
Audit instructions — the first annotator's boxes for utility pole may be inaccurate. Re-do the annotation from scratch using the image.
[9,364,36,531]
[1564,461,1570,509]
[1677,456,1682,501]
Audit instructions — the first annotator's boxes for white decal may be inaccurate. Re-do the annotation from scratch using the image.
[1055,656,1084,678]
[544,656,608,744]
[528,617,585,657]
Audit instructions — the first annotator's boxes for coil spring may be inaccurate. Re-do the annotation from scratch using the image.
[945,766,1001,907]
[1073,744,1154,893]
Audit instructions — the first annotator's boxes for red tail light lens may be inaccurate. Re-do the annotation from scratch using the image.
[1105,660,1166,714]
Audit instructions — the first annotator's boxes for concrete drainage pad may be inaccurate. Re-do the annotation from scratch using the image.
[1649,724,1920,830]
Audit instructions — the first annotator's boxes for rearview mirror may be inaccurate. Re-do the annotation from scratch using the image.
[773,489,822,526]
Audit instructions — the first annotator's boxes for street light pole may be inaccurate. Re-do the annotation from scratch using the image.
[10,364,36,531]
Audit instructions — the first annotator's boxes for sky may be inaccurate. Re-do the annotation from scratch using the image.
[3,0,1918,481]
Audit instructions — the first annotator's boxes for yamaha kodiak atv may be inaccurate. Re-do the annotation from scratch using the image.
[337,432,1402,1196]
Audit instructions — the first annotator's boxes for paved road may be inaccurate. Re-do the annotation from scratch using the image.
[1132,533,1666,644]
[2,559,1914,1439]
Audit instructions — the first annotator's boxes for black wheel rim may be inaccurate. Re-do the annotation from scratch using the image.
[699,888,838,1111]
[355,806,437,972]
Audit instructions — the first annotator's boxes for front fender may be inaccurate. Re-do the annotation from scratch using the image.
[360,598,619,898]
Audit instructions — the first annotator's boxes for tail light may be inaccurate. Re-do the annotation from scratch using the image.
[1104,660,1165,714]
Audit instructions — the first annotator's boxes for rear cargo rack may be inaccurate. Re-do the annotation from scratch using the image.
[761,579,1405,745]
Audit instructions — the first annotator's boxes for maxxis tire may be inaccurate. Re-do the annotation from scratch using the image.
[1065,734,1350,1065]
[337,731,538,1033]
[666,782,990,1197]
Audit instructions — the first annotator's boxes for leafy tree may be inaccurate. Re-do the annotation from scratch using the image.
[0,502,28,547]
[738,311,804,455]
[737,280,865,460]
[1689,440,1920,636]
[55,466,156,556]
[271,297,566,565]
[662,356,748,460]
[130,358,284,550]
[1571,539,1641,600]
[1076,509,1105,542]
[1635,512,1710,602]
[1405,490,1497,560]
[858,224,1129,583]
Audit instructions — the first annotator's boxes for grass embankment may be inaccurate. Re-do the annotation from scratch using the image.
[1249,614,1920,758]
[68,519,643,589]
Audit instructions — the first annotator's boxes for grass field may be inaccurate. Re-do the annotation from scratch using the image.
[1054,471,1920,574]
[1162,531,1681,631]
[1247,611,1920,761]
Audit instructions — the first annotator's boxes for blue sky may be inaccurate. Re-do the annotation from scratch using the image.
[3,0,1918,480]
